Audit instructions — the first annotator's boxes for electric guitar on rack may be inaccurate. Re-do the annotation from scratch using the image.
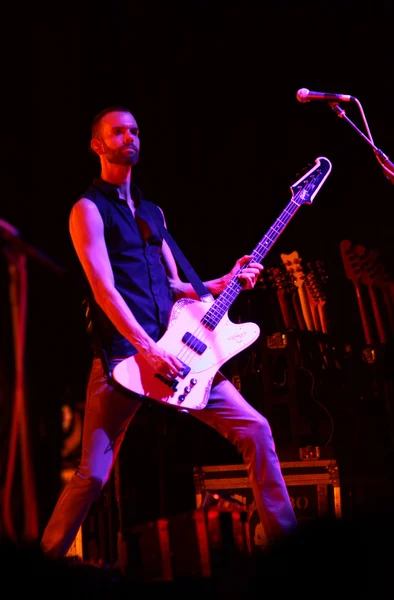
[340,240,394,440]
[340,240,376,346]
[280,251,332,370]
[357,247,393,345]
[266,264,299,331]
[304,260,331,335]
[112,156,332,411]
[280,250,315,332]
[361,250,394,340]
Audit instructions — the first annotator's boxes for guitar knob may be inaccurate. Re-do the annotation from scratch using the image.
[177,394,186,403]
[184,386,191,394]
[190,378,197,386]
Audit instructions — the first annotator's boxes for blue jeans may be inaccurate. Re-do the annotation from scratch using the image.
[41,357,297,558]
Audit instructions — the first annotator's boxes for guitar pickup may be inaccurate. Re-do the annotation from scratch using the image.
[182,332,207,355]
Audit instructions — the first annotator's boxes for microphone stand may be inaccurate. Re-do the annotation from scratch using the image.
[1,220,66,545]
[328,99,394,184]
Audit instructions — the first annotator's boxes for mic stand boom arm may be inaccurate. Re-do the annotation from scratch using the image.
[329,100,394,184]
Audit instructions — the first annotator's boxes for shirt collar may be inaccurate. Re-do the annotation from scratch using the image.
[92,178,143,207]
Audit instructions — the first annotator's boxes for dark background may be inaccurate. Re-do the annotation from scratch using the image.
[1,1,394,537]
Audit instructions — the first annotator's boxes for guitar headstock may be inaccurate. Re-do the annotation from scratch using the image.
[340,239,368,286]
[357,248,382,288]
[290,156,332,207]
[369,256,394,289]
[266,264,296,292]
[280,250,307,289]
[305,260,328,307]
[355,247,394,292]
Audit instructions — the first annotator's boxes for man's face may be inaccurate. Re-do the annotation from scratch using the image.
[96,111,140,166]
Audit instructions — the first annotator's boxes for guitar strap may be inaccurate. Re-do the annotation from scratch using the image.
[155,219,212,302]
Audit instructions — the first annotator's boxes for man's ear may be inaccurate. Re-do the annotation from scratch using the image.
[90,138,104,155]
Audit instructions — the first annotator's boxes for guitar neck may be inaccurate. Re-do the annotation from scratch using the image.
[297,284,315,332]
[267,265,298,330]
[291,291,308,331]
[304,265,331,334]
[203,156,332,330]
[276,287,298,330]
[382,280,394,337]
[352,280,375,346]
[364,283,389,345]
[317,303,329,334]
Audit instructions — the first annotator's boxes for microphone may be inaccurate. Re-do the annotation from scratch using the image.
[296,88,355,103]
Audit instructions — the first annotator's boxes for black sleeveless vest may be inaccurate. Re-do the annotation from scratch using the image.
[77,178,175,360]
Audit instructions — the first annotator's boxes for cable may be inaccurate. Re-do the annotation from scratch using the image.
[298,365,335,447]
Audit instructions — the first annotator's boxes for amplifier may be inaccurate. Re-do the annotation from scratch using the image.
[193,459,342,550]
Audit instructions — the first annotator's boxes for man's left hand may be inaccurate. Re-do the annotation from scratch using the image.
[230,254,263,290]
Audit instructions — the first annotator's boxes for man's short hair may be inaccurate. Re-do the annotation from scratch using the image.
[91,106,132,139]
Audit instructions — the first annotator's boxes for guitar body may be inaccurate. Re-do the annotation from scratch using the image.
[112,297,260,410]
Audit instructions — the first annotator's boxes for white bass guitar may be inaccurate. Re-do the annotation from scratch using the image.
[112,157,332,411]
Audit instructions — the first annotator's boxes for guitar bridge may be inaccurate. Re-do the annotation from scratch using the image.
[154,361,191,390]
[155,374,179,390]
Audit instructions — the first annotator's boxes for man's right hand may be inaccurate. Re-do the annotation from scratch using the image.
[140,343,184,380]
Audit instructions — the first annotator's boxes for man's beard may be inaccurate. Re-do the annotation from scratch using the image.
[105,146,140,166]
